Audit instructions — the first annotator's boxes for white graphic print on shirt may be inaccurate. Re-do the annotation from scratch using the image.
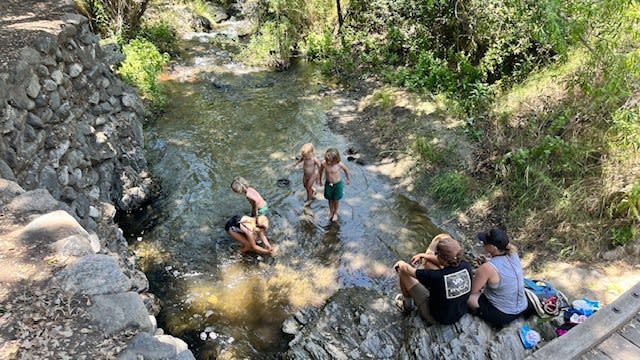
[444,269,471,299]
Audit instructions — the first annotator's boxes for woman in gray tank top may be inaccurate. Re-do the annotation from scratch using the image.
[468,228,528,328]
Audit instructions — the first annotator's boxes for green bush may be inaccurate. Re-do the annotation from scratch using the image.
[117,38,169,111]
[429,171,472,209]
[136,22,179,57]
[414,136,445,166]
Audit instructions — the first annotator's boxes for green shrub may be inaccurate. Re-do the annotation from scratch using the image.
[414,137,445,166]
[429,171,472,209]
[611,225,638,247]
[117,38,169,111]
[136,22,179,57]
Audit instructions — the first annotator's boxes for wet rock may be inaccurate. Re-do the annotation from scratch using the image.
[283,317,303,335]
[191,15,212,32]
[55,254,132,295]
[117,333,195,360]
[88,292,153,335]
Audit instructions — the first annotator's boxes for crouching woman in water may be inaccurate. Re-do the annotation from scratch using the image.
[468,228,527,328]
[225,215,273,255]
[393,234,473,325]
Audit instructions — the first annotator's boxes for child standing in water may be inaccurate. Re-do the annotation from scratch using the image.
[291,143,322,206]
[319,148,351,222]
[231,176,269,216]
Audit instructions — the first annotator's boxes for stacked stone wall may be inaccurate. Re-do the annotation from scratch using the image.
[0,13,194,360]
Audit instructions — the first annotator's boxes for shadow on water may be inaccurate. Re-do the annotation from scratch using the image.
[118,34,448,359]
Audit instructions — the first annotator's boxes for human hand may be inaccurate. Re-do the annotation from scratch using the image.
[394,261,404,272]
[346,178,351,185]
[475,255,489,266]
[410,254,423,266]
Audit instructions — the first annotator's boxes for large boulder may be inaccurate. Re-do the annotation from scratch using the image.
[18,210,89,243]
[54,254,132,295]
[5,188,59,216]
[117,332,195,360]
[88,292,154,335]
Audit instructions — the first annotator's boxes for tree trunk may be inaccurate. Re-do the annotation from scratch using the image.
[336,0,343,31]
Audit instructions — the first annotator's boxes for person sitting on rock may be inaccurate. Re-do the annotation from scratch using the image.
[393,234,473,325]
[468,227,528,328]
[224,215,272,255]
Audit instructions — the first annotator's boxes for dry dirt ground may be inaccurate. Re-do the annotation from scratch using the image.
[0,0,74,72]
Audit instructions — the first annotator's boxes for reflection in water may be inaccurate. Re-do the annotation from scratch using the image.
[125,36,445,358]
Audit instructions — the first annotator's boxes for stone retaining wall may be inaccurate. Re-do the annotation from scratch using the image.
[0,13,194,360]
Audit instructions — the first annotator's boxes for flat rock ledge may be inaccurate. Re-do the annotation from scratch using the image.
[0,178,194,359]
[283,287,535,360]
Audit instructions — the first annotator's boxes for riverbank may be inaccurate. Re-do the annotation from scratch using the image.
[325,80,640,305]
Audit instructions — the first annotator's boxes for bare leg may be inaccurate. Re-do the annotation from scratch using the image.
[328,200,337,221]
[332,200,340,221]
[304,177,316,205]
[228,231,251,251]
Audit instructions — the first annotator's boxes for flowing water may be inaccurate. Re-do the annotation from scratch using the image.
[125,29,445,359]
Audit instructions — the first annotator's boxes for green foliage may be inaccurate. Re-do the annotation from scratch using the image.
[243,0,339,68]
[300,30,334,61]
[429,171,472,209]
[75,0,150,40]
[498,135,587,210]
[611,225,638,247]
[413,137,445,166]
[136,22,179,56]
[302,0,575,113]
[117,38,169,110]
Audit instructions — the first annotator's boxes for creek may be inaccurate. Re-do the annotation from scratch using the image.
[122,27,445,359]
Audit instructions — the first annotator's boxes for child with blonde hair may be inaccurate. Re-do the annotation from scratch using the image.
[230,176,268,216]
[291,143,322,205]
[319,148,351,221]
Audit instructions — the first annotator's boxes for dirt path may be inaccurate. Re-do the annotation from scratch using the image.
[0,0,73,72]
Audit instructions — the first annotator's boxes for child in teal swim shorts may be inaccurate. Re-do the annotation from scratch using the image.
[319,148,351,222]
[231,176,269,216]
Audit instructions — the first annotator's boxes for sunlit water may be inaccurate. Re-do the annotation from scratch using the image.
[124,32,444,359]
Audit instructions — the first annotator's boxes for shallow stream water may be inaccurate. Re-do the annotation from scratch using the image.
[125,30,444,359]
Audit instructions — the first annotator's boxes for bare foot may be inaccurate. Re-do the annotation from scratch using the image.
[331,214,338,222]
[304,199,312,207]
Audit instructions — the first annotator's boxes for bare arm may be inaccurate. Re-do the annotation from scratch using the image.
[340,162,351,184]
[315,158,322,185]
[318,161,325,184]
[291,157,304,168]
[241,225,271,255]
[258,231,272,250]
[394,260,417,278]
[471,263,492,295]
